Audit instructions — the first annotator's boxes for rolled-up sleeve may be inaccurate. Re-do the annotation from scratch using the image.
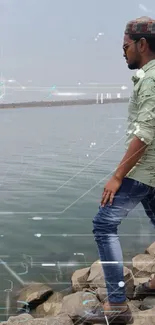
[134,77,155,145]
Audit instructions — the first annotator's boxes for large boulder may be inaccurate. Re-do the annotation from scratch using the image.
[145,242,155,257]
[134,277,150,287]
[15,282,53,313]
[86,260,134,298]
[71,267,90,292]
[124,266,135,299]
[31,292,64,318]
[59,291,101,322]
[140,296,155,311]
[46,313,73,325]
[0,314,35,324]
[0,313,73,325]
[132,306,155,325]
[128,301,140,314]
[95,287,107,303]
[132,254,155,277]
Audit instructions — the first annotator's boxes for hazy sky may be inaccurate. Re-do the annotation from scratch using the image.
[0,0,155,102]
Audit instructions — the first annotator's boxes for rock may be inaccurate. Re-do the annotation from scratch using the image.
[131,312,149,325]
[31,292,64,318]
[46,313,73,325]
[1,314,36,324]
[1,313,73,325]
[71,267,90,292]
[15,282,53,313]
[132,254,155,277]
[134,277,150,287]
[145,242,155,257]
[59,291,101,322]
[87,260,105,290]
[95,287,107,303]
[132,307,155,325]
[131,300,142,310]
[87,260,101,282]
[86,260,134,299]
[140,296,155,310]
[124,266,135,299]
[60,286,73,297]
[128,301,140,313]
[150,274,155,280]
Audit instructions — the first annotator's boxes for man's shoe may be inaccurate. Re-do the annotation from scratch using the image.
[75,305,133,324]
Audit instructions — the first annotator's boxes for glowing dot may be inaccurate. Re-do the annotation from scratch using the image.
[118,281,125,287]
[86,154,89,157]
[141,138,145,142]
[121,85,127,90]
[34,233,42,238]
[33,217,43,220]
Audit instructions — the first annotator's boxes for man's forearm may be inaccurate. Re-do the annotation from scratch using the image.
[113,136,148,180]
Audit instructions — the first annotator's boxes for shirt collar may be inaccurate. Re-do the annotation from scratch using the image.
[132,59,155,85]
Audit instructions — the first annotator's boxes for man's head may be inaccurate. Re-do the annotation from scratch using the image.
[123,16,155,70]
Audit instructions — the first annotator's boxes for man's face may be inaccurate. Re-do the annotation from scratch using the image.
[123,34,141,70]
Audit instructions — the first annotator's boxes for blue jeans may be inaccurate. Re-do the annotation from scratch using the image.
[92,177,155,303]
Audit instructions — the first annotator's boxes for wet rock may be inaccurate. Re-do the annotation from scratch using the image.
[16,282,53,313]
[145,242,155,257]
[46,313,73,325]
[132,254,155,277]
[1,313,34,324]
[31,292,64,318]
[132,307,155,325]
[95,287,107,303]
[132,300,142,309]
[71,267,90,292]
[59,291,101,322]
[128,301,140,313]
[140,296,155,310]
[124,266,135,299]
[134,277,150,287]
[1,313,73,325]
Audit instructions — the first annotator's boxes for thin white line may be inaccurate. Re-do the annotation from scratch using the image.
[41,263,56,267]
[99,261,119,264]
[33,233,155,237]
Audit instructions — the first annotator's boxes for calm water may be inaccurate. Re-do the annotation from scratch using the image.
[0,103,154,319]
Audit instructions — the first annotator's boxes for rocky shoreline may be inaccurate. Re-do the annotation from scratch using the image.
[2,242,155,324]
[0,98,129,109]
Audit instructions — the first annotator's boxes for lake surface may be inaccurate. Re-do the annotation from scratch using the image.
[0,103,154,320]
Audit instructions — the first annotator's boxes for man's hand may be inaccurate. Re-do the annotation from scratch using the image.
[101,175,123,207]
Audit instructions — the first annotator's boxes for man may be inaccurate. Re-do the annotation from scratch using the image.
[88,17,155,324]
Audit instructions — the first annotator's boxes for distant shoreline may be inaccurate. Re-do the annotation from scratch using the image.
[0,97,129,109]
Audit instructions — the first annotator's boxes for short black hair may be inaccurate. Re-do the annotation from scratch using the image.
[129,34,155,53]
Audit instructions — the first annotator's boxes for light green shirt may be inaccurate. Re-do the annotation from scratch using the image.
[125,59,155,187]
